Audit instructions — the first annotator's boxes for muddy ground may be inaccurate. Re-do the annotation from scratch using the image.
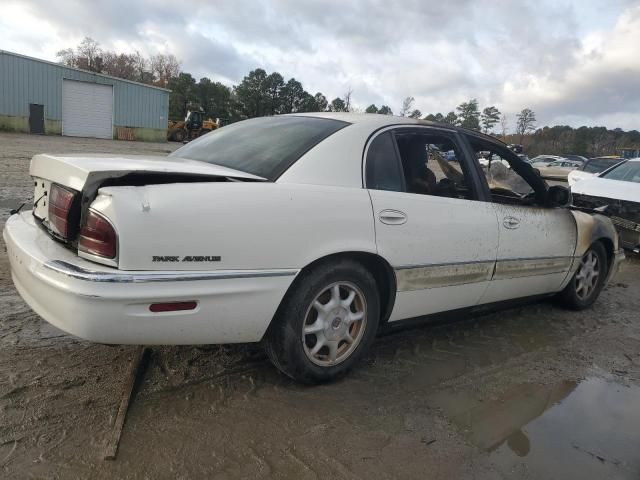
[1,132,639,479]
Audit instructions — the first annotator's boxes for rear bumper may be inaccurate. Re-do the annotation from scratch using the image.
[3,212,297,344]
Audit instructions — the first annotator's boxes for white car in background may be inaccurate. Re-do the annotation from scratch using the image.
[535,159,583,181]
[4,113,624,383]
[529,155,565,166]
[568,156,625,186]
[479,155,511,169]
[571,158,640,252]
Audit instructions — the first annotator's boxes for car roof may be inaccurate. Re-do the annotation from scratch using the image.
[288,112,507,146]
[290,111,426,126]
[279,112,515,189]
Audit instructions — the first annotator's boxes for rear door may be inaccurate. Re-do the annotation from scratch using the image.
[365,126,500,321]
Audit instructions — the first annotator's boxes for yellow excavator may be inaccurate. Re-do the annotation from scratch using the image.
[167,111,220,142]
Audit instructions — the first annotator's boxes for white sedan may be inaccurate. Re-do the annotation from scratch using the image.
[4,113,624,383]
[571,158,640,251]
[567,156,625,186]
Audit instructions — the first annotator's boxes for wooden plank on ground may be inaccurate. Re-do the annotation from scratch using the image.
[104,346,147,460]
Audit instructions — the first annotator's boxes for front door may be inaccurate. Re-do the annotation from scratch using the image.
[29,104,44,134]
[365,127,500,322]
[464,135,576,304]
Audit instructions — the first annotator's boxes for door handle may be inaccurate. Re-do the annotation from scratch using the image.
[379,209,407,225]
[503,216,520,229]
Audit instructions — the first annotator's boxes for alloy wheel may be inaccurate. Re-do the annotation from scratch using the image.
[302,282,367,367]
[575,250,600,300]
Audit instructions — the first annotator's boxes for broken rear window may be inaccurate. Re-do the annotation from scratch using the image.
[170,116,349,181]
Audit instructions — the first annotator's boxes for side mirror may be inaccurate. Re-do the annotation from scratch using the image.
[546,185,572,207]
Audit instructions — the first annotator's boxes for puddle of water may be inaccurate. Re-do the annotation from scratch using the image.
[430,378,640,479]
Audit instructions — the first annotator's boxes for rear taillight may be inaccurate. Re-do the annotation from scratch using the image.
[78,210,117,259]
[48,184,77,239]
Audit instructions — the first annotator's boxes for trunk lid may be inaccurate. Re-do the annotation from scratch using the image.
[30,153,265,192]
[30,153,266,235]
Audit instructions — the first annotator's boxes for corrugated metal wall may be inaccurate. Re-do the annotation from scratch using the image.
[0,51,169,129]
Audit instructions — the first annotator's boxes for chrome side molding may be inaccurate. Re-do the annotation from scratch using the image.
[43,260,298,283]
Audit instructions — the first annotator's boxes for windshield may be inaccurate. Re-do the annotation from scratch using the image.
[170,116,349,180]
[601,161,640,183]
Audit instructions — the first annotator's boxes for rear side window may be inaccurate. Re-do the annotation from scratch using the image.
[365,132,404,192]
[584,158,618,173]
[171,116,349,180]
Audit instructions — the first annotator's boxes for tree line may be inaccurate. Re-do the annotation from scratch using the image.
[57,37,180,88]
[57,38,639,157]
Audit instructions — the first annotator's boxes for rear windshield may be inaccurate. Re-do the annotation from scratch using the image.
[170,116,349,180]
[584,158,620,173]
[601,161,640,183]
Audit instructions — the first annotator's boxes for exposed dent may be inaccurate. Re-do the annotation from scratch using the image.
[80,170,238,225]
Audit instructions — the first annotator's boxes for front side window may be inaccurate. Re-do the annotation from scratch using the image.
[467,136,547,206]
[171,116,349,180]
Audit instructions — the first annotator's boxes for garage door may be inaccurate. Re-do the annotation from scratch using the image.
[62,80,113,139]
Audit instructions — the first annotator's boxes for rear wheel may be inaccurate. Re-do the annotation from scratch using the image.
[265,260,380,384]
[559,242,608,310]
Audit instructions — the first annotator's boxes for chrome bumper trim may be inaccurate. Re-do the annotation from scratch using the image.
[43,260,298,283]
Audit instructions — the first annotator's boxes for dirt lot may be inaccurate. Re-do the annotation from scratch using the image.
[1,132,639,479]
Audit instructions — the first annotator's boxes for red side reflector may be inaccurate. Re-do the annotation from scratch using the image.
[78,210,117,259]
[48,184,76,239]
[149,301,198,313]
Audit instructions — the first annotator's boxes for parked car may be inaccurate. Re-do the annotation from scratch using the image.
[4,113,624,383]
[529,155,565,166]
[567,156,625,186]
[479,154,511,169]
[535,159,583,181]
[563,154,588,163]
[571,158,640,252]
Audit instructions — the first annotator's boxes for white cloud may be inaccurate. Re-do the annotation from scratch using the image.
[1,0,638,130]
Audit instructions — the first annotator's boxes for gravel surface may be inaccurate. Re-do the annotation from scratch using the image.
[1,133,639,479]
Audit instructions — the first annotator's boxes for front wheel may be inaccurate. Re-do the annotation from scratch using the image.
[559,242,608,310]
[265,260,380,384]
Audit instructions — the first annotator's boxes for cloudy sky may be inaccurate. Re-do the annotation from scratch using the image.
[2,0,639,130]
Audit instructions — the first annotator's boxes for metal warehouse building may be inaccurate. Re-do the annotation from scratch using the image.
[0,50,169,142]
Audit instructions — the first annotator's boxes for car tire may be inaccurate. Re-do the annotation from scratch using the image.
[559,241,608,310]
[264,259,380,384]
